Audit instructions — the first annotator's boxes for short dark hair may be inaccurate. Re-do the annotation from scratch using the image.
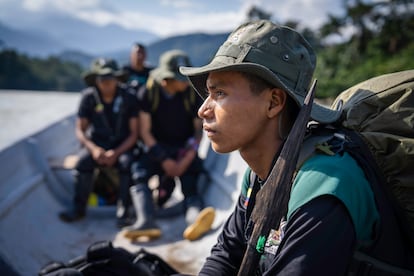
[240,71,299,138]
[132,43,146,52]
[239,72,273,95]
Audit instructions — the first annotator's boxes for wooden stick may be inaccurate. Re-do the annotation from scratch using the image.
[237,79,317,275]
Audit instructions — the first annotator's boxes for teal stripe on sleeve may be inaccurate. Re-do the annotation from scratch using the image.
[241,168,252,197]
[287,152,379,246]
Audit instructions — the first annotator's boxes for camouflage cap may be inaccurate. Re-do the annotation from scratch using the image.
[82,58,128,86]
[179,20,341,124]
[151,49,192,82]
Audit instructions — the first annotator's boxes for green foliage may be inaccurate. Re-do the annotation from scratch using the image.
[314,0,414,99]
[0,49,84,91]
[315,38,414,99]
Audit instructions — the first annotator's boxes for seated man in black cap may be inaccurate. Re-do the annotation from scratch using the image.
[59,58,139,228]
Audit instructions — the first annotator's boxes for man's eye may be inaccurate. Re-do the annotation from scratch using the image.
[211,91,225,99]
[203,88,225,99]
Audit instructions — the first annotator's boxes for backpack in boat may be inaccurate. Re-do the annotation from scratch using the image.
[90,168,119,206]
[38,240,178,276]
[300,69,414,274]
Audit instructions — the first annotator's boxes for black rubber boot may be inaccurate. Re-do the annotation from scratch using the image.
[59,172,93,222]
[123,185,161,240]
[116,173,133,228]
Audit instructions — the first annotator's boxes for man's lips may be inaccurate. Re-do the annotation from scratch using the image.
[203,125,216,137]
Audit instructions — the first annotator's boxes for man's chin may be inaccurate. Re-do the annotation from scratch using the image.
[211,143,234,154]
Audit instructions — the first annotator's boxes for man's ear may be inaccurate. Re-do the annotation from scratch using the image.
[267,88,286,118]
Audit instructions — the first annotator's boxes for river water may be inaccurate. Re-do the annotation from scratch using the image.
[0,90,80,150]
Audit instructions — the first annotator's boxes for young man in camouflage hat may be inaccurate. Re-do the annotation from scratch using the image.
[59,58,139,228]
[122,50,215,241]
[179,20,380,275]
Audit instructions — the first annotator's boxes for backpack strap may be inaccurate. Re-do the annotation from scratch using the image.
[297,124,345,170]
[91,87,125,141]
[243,170,261,241]
[146,77,195,114]
[146,77,161,113]
[302,126,414,274]
[113,90,126,138]
[297,133,334,169]
[342,130,414,275]
[92,87,114,136]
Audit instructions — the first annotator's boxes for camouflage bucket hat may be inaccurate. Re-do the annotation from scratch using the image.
[82,58,128,86]
[179,20,341,124]
[151,49,192,82]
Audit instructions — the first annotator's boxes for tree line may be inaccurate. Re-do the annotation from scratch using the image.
[313,0,414,97]
[1,0,413,98]
[0,50,84,92]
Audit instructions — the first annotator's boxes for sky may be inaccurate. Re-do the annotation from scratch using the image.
[0,0,345,38]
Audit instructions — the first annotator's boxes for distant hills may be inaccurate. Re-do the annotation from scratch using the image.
[109,32,229,68]
[0,17,158,57]
[0,21,64,57]
[0,19,229,70]
[145,33,229,66]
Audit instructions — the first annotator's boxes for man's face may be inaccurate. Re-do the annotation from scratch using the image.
[130,46,146,66]
[164,78,189,93]
[198,71,270,153]
[96,75,117,94]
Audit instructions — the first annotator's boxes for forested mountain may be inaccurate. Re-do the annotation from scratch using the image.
[0,22,63,57]
[0,50,84,91]
[0,32,229,92]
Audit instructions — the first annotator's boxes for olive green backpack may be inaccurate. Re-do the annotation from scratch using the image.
[331,69,414,232]
[299,69,414,274]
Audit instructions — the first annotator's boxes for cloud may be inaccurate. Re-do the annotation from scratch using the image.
[160,0,195,9]
[3,0,345,38]
[262,0,344,29]
[71,1,247,37]
[22,0,100,13]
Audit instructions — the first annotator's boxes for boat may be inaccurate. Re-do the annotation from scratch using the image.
[0,90,247,275]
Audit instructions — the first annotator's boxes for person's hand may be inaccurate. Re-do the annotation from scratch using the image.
[162,149,196,177]
[162,159,179,177]
[102,149,118,167]
[181,148,196,162]
[91,146,106,165]
[177,137,199,160]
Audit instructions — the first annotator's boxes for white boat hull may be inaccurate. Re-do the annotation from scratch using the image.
[0,91,247,275]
